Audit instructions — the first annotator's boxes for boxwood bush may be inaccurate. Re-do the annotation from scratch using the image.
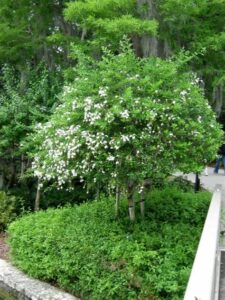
[8,187,210,300]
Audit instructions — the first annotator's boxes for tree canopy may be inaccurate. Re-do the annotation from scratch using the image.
[31,44,222,193]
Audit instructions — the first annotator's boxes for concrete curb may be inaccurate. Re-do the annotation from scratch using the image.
[0,259,78,300]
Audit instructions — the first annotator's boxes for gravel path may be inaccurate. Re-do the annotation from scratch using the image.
[0,233,9,260]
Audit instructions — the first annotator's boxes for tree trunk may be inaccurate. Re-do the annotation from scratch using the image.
[136,0,172,58]
[213,84,223,118]
[19,68,28,93]
[8,161,16,188]
[35,179,41,211]
[20,154,25,177]
[127,182,135,221]
[81,28,87,41]
[0,173,4,189]
[140,179,151,218]
[140,189,145,218]
[96,183,100,200]
[115,186,121,217]
[132,35,143,57]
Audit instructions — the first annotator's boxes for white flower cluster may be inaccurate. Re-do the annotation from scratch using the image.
[120,109,129,119]
[83,96,107,125]
[98,87,108,97]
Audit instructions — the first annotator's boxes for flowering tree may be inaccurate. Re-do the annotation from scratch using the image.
[31,44,222,220]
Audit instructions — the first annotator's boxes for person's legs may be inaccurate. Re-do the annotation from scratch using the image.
[214,156,222,173]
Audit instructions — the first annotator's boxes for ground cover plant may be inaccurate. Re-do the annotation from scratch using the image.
[8,186,210,300]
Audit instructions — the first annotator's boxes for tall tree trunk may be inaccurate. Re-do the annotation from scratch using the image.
[132,35,143,57]
[115,185,121,217]
[127,182,135,221]
[81,28,87,41]
[0,160,4,189]
[8,161,16,188]
[140,179,151,218]
[136,0,171,58]
[53,3,77,65]
[19,67,29,93]
[35,179,41,211]
[20,154,25,177]
[0,174,4,190]
[140,188,145,218]
[96,182,100,200]
[213,84,224,118]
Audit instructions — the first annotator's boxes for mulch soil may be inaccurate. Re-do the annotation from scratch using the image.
[0,232,9,260]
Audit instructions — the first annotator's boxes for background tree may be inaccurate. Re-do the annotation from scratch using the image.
[64,0,158,56]
[0,0,76,68]
[0,64,62,190]
[158,0,225,120]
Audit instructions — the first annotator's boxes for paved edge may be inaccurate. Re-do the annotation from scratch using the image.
[0,259,78,300]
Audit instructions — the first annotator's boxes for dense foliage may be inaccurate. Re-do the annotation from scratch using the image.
[8,187,210,300]
[64,0,158,54]
[0,2,223,297]
[0,0,224,211]
[0,191,25,231]
[31,45,222,198]
[0,64,62,189]
[158,0,225,117]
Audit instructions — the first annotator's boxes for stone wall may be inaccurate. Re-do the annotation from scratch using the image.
[0,259,78,300]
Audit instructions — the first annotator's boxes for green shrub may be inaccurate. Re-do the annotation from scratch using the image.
[8,187,210,299]
[0,191,24,231]
[168,176,196,192]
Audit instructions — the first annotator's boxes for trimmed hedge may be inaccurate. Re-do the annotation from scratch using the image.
[8,187,210,300]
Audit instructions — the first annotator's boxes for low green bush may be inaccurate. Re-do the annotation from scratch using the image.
[8,187,210,300]
[8,178,93,211]
[168,176,196,192]
[0,191,20,232]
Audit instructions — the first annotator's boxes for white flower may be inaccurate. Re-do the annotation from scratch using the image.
[121,135,130,142]
[34,170,43,178]
[71,169,77,177]
[138,186,144,194]
[107,155,115,161]
[120,110,129,119]
[98,87,107,97]
[72,100,77,110]
[180,90,187,97]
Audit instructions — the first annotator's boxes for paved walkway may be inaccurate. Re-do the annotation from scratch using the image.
[180,166,225,192]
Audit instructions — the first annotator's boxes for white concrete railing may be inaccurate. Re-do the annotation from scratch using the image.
[184,185,222,300]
